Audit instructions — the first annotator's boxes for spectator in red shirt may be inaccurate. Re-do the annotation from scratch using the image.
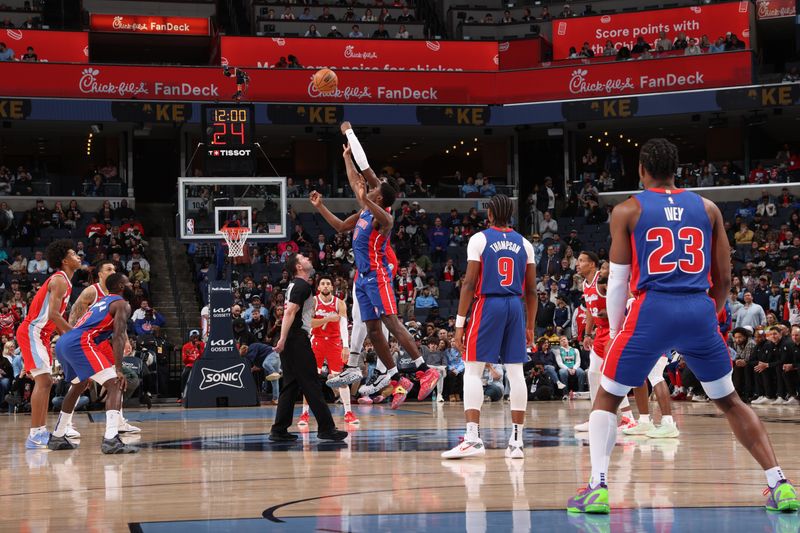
[85,216,106,238]
[0,302,19,338]
[180,330,205,400]
[748,162,768,184]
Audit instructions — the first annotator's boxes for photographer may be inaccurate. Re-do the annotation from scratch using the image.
[122,338,152,408]
[134,306,166,336]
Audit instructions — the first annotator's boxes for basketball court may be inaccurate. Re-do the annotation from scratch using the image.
[1,401,798,532]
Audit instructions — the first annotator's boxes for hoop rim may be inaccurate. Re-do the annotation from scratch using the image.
[219,226,252,237]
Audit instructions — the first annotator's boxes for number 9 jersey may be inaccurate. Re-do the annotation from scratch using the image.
[463,226,535,364]
[630,188,712,294]
[467,226,535,297]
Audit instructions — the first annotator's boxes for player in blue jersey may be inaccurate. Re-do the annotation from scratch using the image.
[311,123,439,408]
[442,194,538,460]
[49,273,138,454]
[568,139,799,514]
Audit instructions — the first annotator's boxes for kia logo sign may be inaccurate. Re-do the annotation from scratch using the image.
[209,338,235,352]
[212,307,231,316]
[199,363,246,391]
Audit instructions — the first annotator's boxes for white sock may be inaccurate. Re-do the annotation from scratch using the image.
[414,357,425,368]
[105,410,122,440]
[510,423,523,445]
[661,415,674,426]
[589,410,617,489]
[639,414,650,425]
[53,411,74,438]
[347,352,360,367]
[466,422,480,442]
[340,386,351,413]
[29,426,46,438]
[387,367,398,378]
[376,358,387,373]
[766,466,787,489]
[302,402,309,414]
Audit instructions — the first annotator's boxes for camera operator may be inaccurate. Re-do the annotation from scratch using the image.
[122,338,152,408]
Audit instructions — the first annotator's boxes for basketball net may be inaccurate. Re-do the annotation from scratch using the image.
[220,226,251,257]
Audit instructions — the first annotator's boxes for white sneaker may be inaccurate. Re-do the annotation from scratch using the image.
[437,395,445,403]
[574,421,589,432]
[691,394,709,403]
[556,381,566,390]
[645,423,680,439]
[505,442,524,459]
[118,419,141,434]
[442,439,486,459]
[265,372,281,381]
[770,397,787,405]
[784,397,800,405]
[752,396,770,405]
[622,420,654,436]
[65,424,81,439]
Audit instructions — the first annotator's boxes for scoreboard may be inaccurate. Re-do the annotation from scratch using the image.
[201,104,255,175]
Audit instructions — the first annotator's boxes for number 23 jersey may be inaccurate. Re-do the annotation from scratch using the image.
[467,227,535,297]
[630,188,712,294]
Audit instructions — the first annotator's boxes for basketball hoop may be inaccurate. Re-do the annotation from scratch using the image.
[220,226,251,257]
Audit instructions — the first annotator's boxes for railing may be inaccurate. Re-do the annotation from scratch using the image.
[161,220,188,343]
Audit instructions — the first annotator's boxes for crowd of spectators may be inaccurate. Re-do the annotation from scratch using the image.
[0,163,124,196]
[569,30,747,61]
[0,199,171,413]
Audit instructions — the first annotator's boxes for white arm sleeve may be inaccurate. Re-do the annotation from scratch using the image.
[607,262,632,336]
[339,316,349,348]
[522,238,536,265]
[467,232,487,262]
[344,129,370,171]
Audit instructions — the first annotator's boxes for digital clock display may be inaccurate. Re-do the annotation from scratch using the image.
[202,104,254,151]
[201,104,256,175]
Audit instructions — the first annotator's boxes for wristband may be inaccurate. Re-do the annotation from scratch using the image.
[455,315,466,328]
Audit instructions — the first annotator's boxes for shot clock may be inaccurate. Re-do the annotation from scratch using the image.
[201,104,256,175]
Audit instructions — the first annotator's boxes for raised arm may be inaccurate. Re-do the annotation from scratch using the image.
[68,286,96,326]
[310,191,358,233]
[341,121,381,189]
[47,276,72,334]
[352,174,393,235]
[705,197,732,314]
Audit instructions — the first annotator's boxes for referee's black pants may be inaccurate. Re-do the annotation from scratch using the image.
[271,333,335,434]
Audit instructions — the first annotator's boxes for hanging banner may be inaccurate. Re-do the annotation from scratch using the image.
[1,28,88,63]
[552,2,751,59]
[90,14,210,36]
[756,0,796,19]
[0,51,752,105]
[221,36,501,71]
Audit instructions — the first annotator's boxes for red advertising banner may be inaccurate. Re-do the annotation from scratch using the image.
[756,0,796,19]
[0,51,751,105]
[552,2,751,59]
[221,37,501,71]
[497,39,543,70]
[89,14,209,36]
[1,28,88,63]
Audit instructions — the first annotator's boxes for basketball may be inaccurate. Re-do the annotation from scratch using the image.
[312,68,338,93]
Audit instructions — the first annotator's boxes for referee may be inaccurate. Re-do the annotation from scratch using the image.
[270,253,347,442]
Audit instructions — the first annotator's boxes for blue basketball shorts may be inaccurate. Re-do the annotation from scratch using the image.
[464,295,527,364]
[603,290,731,387]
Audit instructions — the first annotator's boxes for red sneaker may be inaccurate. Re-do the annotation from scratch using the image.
[298,411,310,427]
[391,377,413,410]
[416,368,440,401]
[617,415,637,433]
[344,411,360,425]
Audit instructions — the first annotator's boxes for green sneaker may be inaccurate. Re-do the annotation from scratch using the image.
[766,481,800,512]
[567,484,610,514]
[622,421,654,436]
[644,423,680,439]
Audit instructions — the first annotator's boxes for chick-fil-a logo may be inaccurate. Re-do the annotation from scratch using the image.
[344,45,378,59]
[307,80,373,100]
[79,68,149,97]
[568,68,634,95]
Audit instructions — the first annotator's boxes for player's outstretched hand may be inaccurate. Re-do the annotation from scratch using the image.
[354,175,367,202]
[340,121,352,135]
[582,335,593,351]
[342,143,352,159]
[310,191,323,208]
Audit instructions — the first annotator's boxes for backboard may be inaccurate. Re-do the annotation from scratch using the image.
[178,177,287,241]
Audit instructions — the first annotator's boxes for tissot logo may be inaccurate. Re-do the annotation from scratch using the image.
[199,363,245,391]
